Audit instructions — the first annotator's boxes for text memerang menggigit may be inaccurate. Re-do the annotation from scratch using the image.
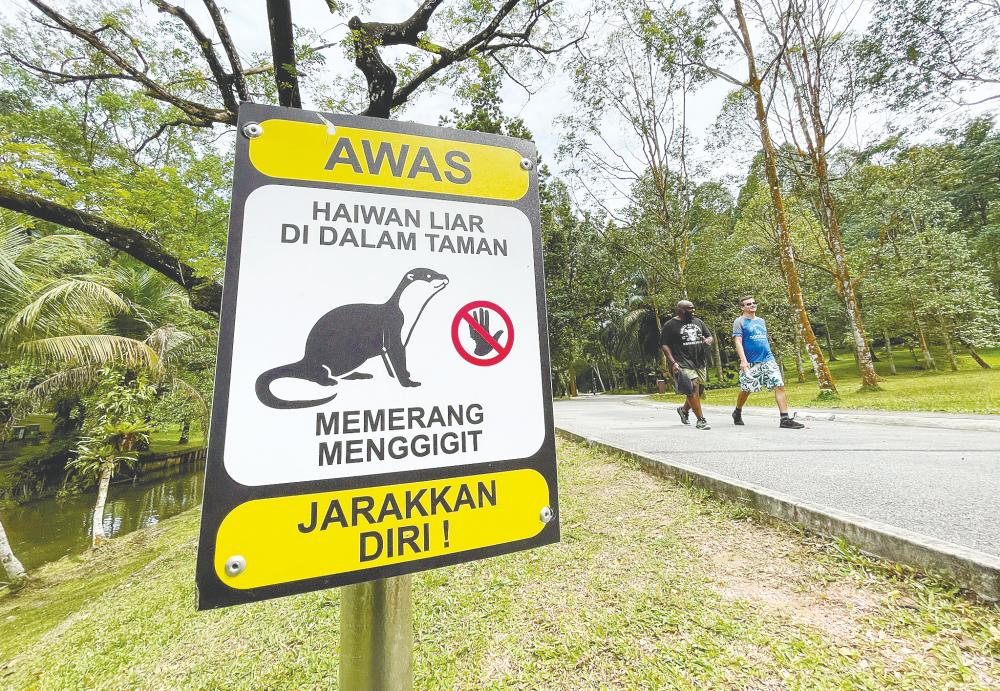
[315,403,485,466]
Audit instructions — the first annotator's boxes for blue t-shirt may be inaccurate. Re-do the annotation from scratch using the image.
[732,316,774,363]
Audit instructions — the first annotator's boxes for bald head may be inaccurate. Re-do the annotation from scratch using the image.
[676,300,695,321]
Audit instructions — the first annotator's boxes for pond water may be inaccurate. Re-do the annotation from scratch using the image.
[2,462,205,571]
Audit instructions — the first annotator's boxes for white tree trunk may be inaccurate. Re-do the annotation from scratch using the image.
[883,328,897,375]
[92,464,112,547]
[0,517,27,585]
[593,365,606,393]
[939,318,959,371]
[793,331,806,383]
[712,334,724,380]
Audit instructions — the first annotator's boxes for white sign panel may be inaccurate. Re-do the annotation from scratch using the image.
[224,186,545,485]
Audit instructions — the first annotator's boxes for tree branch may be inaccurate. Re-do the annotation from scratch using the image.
[26,0,234,125]
[150,0,239,115]
[266,0,301,108]
[203,0,249,102]
[0,185,221,316]
[350,0,583,117]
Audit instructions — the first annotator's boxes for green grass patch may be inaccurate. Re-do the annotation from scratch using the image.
[2,438,998,687]
[146,424,205,456]
[651,347,1000,415]
[0,421,204,498]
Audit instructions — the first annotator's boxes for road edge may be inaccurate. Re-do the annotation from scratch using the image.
[624,398,1000,432]
[556,428,1000,602]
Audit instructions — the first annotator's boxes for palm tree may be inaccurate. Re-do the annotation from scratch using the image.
[622,278,669,367]
[69,381,154,546]
[17,271,203,549]
[0,213,97,583]
[0,218,204,552]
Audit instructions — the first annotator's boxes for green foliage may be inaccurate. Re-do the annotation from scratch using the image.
[67,369,155,485]
[858,0,1000,110]
[0,1,234,283]
[440,65,626,394]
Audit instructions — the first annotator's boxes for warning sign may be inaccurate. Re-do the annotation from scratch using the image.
[196,104,558,609]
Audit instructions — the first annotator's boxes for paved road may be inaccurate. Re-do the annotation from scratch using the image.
[554,396,1000,558]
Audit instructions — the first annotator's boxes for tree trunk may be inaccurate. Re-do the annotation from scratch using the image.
[910,305,936,370]
[0,517,27,586]
[883,328,897,375]
[782,13,878,389]
[179,419,190,444]
[735,0,837,395]
[649,286,671,381]
[567,368,578,397]
[593,365,606,393]
[939,318,959,371]
[811,136,878,389]
[0,185,222,316]
[956,334,991,369]
[712,331,724,380]
[92,464,112,547]
[824,322,838,360]
[793,331,806,383]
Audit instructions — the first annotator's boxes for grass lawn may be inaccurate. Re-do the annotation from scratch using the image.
[0,421,204,499]
[651,347,1000,415]
[146,424,206,456]
[2,438,998,688]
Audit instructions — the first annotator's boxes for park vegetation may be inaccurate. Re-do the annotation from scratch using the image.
[0,0,996,587]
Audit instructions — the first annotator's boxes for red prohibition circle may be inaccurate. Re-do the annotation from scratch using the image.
[451,300,514,366]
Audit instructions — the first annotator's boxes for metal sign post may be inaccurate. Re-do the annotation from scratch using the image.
[196,103,558,686]
[340,577,412,690]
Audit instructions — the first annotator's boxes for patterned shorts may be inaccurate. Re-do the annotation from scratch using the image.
[739,360,784,392]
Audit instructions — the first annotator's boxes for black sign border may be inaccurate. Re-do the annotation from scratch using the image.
[195,103,559,610]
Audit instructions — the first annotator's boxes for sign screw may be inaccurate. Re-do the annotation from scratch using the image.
[539,506,554,524]
[242,122,263,139]
[225,555,247,576]
[519,157,533,171]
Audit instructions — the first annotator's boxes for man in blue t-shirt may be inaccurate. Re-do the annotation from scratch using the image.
[731,295,804,429]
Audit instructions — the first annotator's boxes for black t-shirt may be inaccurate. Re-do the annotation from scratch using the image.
[659,316,712,369]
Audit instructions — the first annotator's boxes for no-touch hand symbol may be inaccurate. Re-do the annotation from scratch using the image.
[451,300,514,366]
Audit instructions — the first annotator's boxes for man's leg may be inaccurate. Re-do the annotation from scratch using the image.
[774,385,804,428]
[688,391,704,420]
[689,384,710,429]
[733,390,750,425]
[773,386,788,413]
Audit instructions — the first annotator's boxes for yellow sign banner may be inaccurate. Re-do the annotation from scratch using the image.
[214,469,550,589]
[247,119,529,201]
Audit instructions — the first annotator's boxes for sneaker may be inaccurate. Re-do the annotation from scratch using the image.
[677,406,690,425]
[732,409,744,426]
[779,417,804,429]
[696,418,711,430]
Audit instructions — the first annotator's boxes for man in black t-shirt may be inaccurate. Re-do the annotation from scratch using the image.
[660,300,714,430]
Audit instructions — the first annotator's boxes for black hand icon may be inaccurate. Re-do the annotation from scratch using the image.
[469,308,505,356]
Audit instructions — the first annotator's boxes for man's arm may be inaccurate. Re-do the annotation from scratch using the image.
[733,335,750,372]
[700,320,714,346]
[661,344,680,372]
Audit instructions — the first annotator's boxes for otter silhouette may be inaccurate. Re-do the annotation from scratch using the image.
[255,268,449,409]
